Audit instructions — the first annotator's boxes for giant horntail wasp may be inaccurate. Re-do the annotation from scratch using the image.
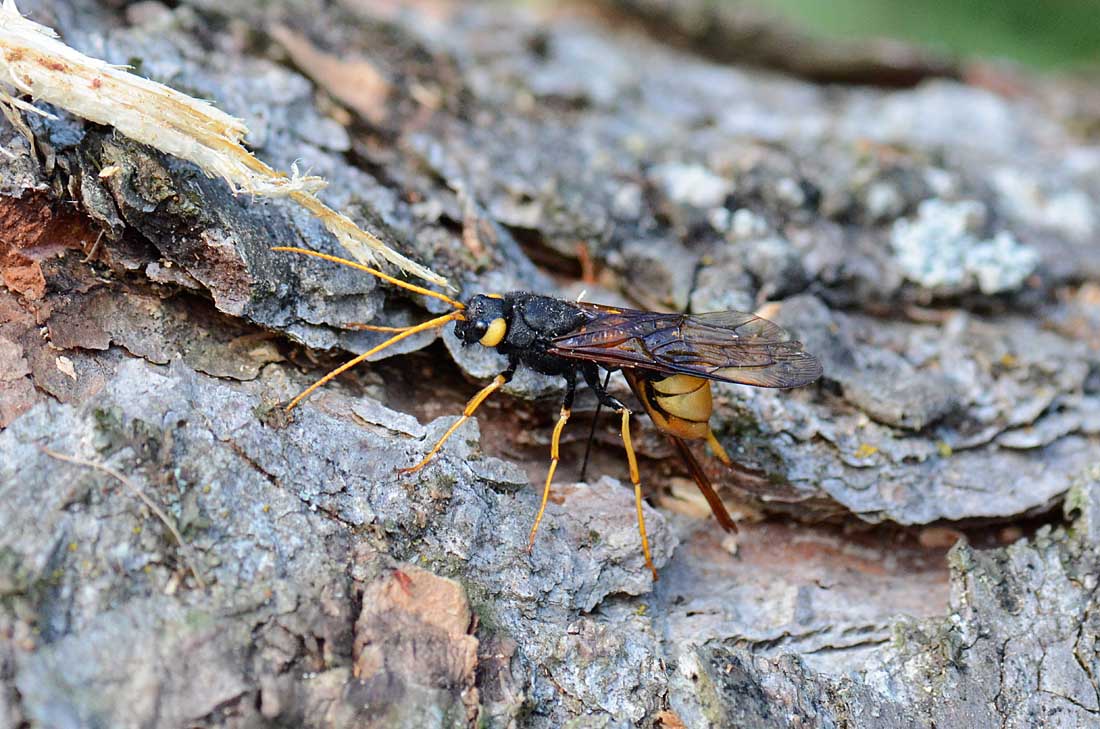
[274,246,822,580]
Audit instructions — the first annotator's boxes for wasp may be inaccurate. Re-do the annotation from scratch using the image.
[274,247,822,580]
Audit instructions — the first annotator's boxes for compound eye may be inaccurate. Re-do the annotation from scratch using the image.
[478,317,507,347]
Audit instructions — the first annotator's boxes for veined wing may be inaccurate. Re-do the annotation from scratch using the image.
[548,303,822,388]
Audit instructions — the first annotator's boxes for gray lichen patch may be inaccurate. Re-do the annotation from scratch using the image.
[891,199,1040,296]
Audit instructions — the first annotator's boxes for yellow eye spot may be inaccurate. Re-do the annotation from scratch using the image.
[479,317,507,347]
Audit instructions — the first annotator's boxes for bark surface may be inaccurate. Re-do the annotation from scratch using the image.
[2,1,1099,727]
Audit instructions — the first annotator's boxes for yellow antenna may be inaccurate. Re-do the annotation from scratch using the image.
[274,246,465,411]
[285,310,463,411]
[272,247,464,310]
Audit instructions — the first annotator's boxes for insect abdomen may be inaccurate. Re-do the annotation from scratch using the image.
[640,374,712,440]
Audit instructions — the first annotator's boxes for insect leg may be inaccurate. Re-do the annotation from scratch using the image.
[581,363,625,410]
[581,364,658,579]
[620,407,658,581]
[398,364,516,475]
[527,369,577,552]
[578,369,612,482]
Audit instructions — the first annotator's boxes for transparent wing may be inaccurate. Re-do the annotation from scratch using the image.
[548,304,822,388]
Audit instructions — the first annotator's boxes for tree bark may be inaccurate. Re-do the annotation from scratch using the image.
[2,1,1099,727]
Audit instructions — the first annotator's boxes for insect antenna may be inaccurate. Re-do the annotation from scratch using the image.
[272,247,464,310]
[346,323,422,332]
[284,310,462,411]
[273,246,465,411]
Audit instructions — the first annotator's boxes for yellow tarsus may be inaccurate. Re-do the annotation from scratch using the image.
[528,407,571,552]
[285,311,461,411]
[398,374,507,475]
[620,408,657,581]
[272,246,465,310]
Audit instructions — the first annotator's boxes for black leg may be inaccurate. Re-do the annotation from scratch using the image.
[579,368,612,482]
[580,364,658,580]
[561,367,577,410]
[581,363,625,410]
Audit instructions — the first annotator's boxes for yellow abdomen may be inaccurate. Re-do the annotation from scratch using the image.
[637,374,712,440]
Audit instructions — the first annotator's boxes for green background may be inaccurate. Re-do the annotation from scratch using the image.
[764,0,1100,69]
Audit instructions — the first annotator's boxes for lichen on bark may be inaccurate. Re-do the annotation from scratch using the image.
[1,0,1099,727]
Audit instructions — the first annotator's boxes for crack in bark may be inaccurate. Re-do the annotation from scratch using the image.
[1072,573,1100,711]
[993,636,1012,729]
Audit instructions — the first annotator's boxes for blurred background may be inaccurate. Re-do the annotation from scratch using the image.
[764,0,1100,69]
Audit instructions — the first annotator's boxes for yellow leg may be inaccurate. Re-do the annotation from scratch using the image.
[286,311,462,412]
[621,408,658,581]
[707,429,733,467]
[398,374,506,475]
[528,407,571,551]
